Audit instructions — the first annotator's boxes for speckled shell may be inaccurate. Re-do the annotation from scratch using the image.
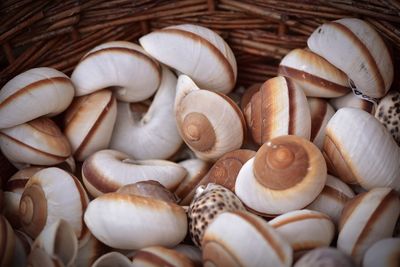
[308,18,393,98]
[64,89,117,162]
[294,247,354,267]
[131,246,195,267]
[323,107,400,190]
[202,210,293,267]
[363,238,400,267]
[375,90,400,146]
[188,183,246,247]
[244,76,311,145]
[329,91,375,114]
[278,49,350,98]
[140,24,237,94]
[337,187,400,265]
[269,209,335,252]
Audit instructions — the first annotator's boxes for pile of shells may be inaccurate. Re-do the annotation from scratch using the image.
[0,18,399,267]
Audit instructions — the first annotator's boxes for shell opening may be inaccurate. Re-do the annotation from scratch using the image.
[182,112,216,152]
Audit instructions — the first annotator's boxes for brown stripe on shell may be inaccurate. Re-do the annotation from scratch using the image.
[71,175,89,241]
[338,191,368,231]
[360,101,374,114]
[278,66,349,95]
[351,189,399,257]
[321,185,352,204]
[292,241,329,252]
[160,28,235,89]
[241,83,261,111]
[73,94,116,160]
[244,89,262,145]
[0,77,71,108]
[81,159,121,194]
[0,132,69,162]
[203,240,243,267]
[286,77,297,135]
[28,118,67,138]
[310,100,328,142]
[260,81,275,144]
[270,212,331,228]
[233,211,287,263]
[5,179,28,191]
[330,22,385,96]
[132,250,175,267]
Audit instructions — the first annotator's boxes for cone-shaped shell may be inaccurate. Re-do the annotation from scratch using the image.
[337,187,400,265]
[110,66,182,160]
[294,247,354,267]
[202,210,293,267]
[269,209,335,252]
[363,238,400,267]
[375,90,400,146]
[175,75,245,161]
[307,175,355,224]
[139,24,237,94]
[81,149,187,197]
[0,67,74,129]
[92,252,132,267]
[0,215,16,267]
[0,118,71,166]
[19,167,89,244]
[244,76,311,145]
[75,233,108,267]
[329,91,375,114]
[307,18,393,98]
[32,219,78,267]
[84,192,187,250]
[71,41,161,102]
[278,49,350,98]
[132,246,195,267]
[323,107,400,190]
[307,98,336,149]
[235,135,327,216]
[64,89,117,162]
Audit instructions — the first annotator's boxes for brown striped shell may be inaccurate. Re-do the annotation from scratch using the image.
[64,89,117,162]
[131,246,195,267]
[307,98,335,149]
[244,76,311,146]
[375,90,400,146]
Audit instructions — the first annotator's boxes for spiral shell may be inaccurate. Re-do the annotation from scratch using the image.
[71,41,161,102]
[363,238,400,267]
[235,135,327,216]
[132,246,195,267]
[140,24,237,94]
[175,75,246,161]
[244,76,311,145]
[0,67,74,129]
[308,98,335,149]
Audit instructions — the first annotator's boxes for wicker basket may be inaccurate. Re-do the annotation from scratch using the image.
[0,0,399,200]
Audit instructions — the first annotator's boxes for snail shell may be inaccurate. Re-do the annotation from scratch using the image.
[244,76,311,145]
[110,66,183,160]
[337,187,400,265]
[269,209,335,252]
[0,67,74,129]
[278,49,350,98]
[84,192,187,250]
[307,98,335,149]
[139,24,237,94]
[132,246,195,267]
[375,90,400,146]
[64,89,117,162]
[235,135,327,216]
[174,75,246,161]
[0,117,71,166]
[91,252,132,267]
[81,149,187,197]
[363,238,400,267]
[329,91,375,114]
[0,215,16,267]
[294,247,355,267]
[240,83,261,111]
[19,167,89,245]
[71,41,161,102]
[308,18,393,98]
[323,107,400,190]
[202,210,293,267]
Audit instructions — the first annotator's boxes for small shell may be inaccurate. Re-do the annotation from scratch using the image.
[375,90,400,146]
[84,192,187,250]
[139,24,237,94]
[81,149,187,197]
[32,219,78,267]
[117,181,178,203]
[174,75,246,161]
[337,187,400,265]
[75,234,108,267]
[269,209,335,252]
[188,183,246,247]
[174,244,202,267]
[19,167,89,245]
[329,91,375,114]
[307,98,335,149]
[0,215,16,267]
[278,49,350,98]
[0,118,71,166]
[308,18,393,98]
[244,76,311,145]
[363,238,400,267]
[71,41,161,102]
[202,210,293,267]
[307,175,355,224]
[0,67,75,129]
[235,135,327,216]
[92,252,132,267]
[64,89,117,162]
[323,107,400,190]
[294,247,355,267]
[110,66,183,160]
[132,246,195,267]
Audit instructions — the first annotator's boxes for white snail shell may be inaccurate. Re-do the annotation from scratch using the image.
[362,238,400,267]
[329,91,375,114]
